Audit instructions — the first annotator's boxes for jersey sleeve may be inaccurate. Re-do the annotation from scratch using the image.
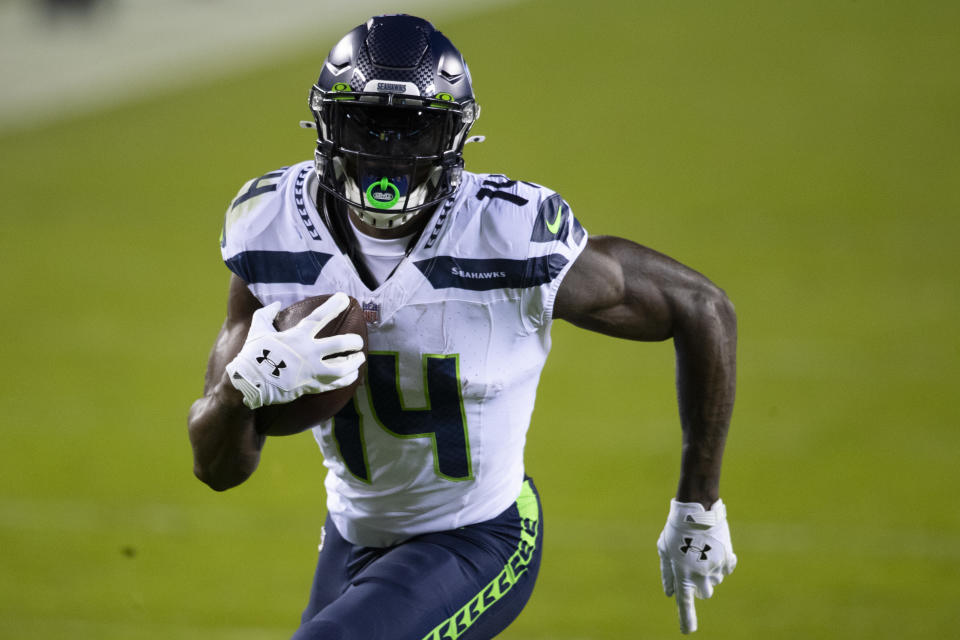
[218,169,287,282]
[520,189,589,331]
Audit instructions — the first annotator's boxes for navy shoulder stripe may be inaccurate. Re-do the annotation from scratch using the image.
[414,255,568,291]
[531,193,570,244]
[225,250,333,284]
[571,216,586,245]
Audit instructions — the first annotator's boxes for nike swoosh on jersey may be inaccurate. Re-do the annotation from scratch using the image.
[545,205,563,234]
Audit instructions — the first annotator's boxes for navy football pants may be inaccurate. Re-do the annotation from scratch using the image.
[292,478,543,640]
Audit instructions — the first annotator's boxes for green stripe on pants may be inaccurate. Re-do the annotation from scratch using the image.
[421,481,540,640]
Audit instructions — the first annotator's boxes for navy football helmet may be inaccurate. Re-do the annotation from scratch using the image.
[308,15,479,228]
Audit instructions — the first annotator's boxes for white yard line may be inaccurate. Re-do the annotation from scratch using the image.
[0,0,521,133]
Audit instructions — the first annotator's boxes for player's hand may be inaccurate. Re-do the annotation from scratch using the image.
[225,293,366,409]
[657,498,737,634]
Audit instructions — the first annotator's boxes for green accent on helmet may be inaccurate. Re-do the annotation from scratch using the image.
[331,82,355,101]
[365,177,401,209]
[430,92,455,109]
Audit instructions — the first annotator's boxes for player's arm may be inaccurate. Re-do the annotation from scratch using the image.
[554,235,735,504]
[187,274,265,491]
[187,276,365,491]
[554,235,737,634]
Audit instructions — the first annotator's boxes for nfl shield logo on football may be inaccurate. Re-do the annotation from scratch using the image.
[362,301,380,324]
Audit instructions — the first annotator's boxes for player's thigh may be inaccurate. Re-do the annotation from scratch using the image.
[294,479,543,640]
[294,540,483,639]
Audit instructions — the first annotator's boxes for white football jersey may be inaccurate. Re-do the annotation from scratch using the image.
[220,161,588,547]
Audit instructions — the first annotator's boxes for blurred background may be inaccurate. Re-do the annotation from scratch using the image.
[1,0,958,638]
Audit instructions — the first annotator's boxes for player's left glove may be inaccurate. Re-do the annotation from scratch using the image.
[657,498,737,634]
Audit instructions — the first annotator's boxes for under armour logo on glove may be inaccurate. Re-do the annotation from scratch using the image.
[255,349,287,377]
[225,296,366,410]
[657,498,737,634]
[679,537,711,561]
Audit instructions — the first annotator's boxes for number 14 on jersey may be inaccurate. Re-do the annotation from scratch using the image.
[332,352,472,483]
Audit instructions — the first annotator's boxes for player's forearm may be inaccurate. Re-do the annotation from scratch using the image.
[672,285,736,508]
[187,375,264,491]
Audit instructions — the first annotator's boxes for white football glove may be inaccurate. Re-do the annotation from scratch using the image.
[657,498,737,634]
[225,293,365,410]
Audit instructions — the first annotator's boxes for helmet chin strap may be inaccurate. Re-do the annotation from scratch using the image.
[350,205,417,229]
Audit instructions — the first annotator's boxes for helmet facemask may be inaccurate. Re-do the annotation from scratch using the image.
[310,87,478,229]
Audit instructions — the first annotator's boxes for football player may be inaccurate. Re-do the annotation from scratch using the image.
[188,14,737,638]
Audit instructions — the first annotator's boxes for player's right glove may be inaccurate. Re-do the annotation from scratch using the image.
[657,498,737,634]
[225,293,365,410]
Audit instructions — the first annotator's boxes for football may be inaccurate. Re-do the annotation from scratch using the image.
[254,294,368,436]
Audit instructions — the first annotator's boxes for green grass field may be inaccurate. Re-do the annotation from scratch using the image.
[2,1,958,638]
